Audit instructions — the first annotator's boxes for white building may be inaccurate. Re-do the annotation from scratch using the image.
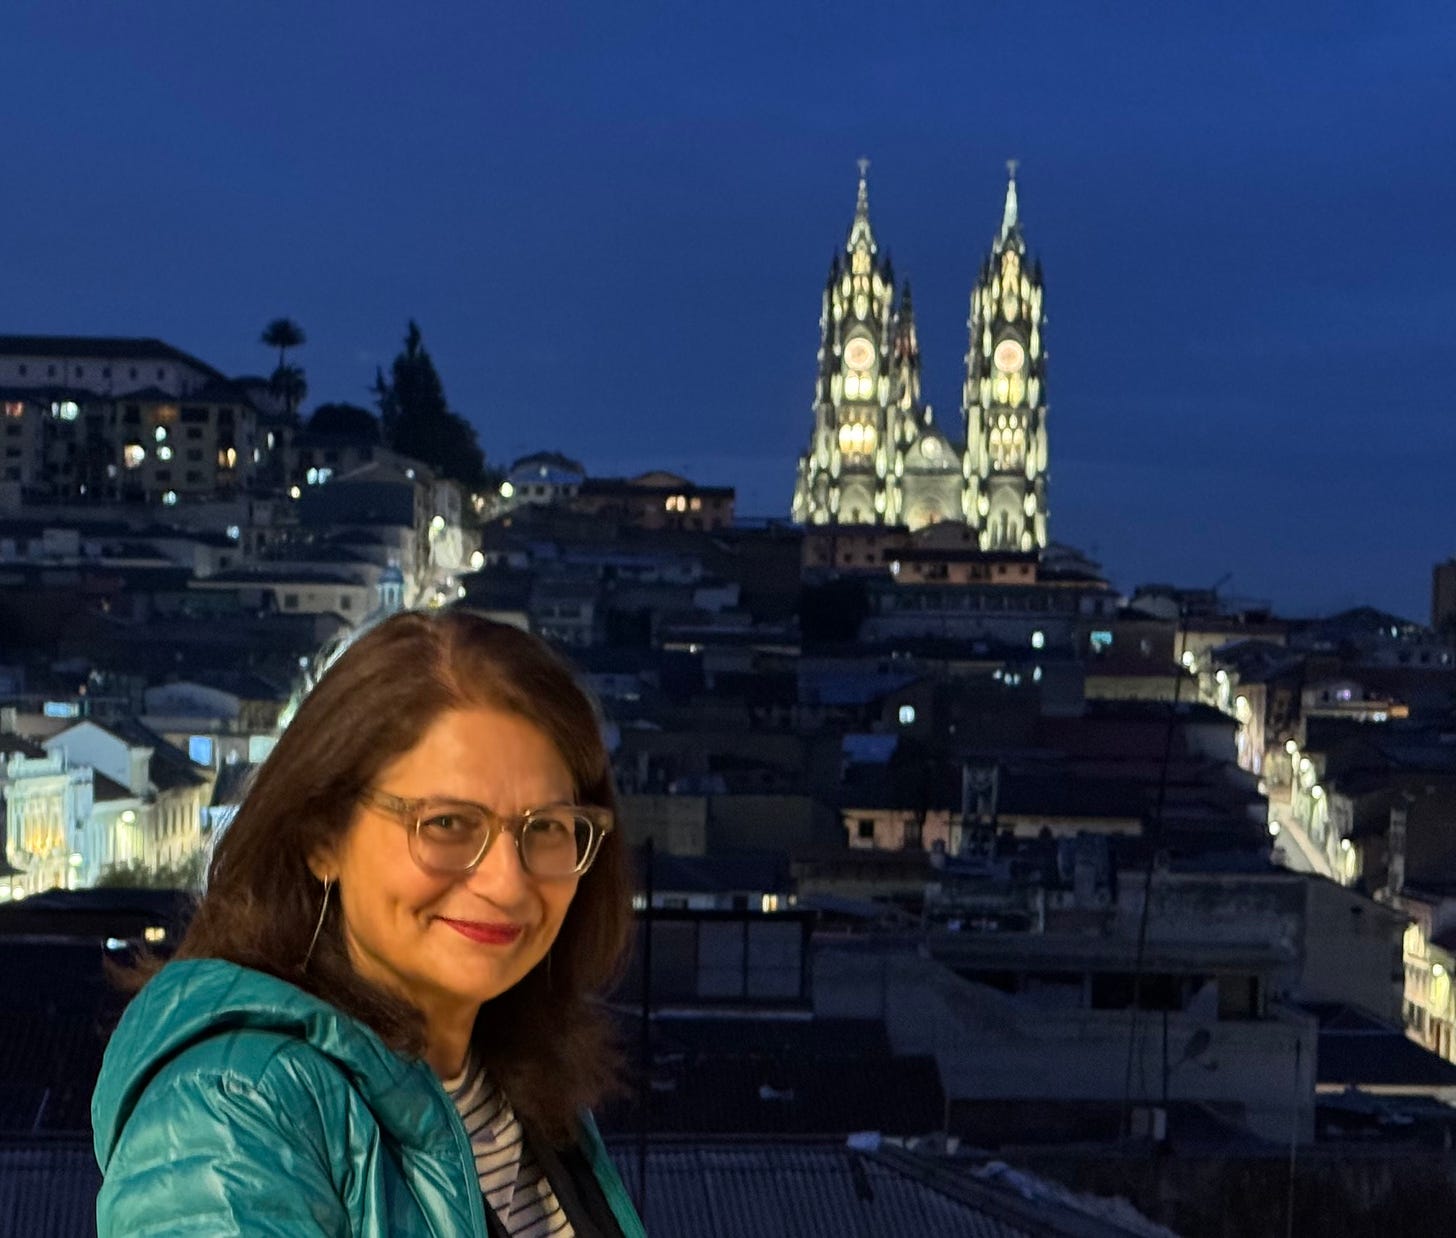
[43,719,211,881]
[1,739,93,897]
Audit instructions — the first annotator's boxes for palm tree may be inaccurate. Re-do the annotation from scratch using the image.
[260,318,306,372]
[269,363,308,420]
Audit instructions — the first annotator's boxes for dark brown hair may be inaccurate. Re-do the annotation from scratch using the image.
[172,608,631,1142]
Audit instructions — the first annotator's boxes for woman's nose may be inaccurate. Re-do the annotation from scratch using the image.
[464,827,535,905]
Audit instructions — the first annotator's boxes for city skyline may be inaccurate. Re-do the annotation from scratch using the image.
[3,3,1450,620]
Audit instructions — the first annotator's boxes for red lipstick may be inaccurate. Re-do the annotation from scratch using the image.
[439,918,523,945]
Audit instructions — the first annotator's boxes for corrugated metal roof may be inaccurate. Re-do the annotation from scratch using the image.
[0,1135,1166,1237]
[607,1142,1041,1238]
[0,1139,100,1238]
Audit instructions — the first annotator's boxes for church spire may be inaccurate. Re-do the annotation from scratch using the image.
[847,157,877,252]
[1000,158,1020,243]
[963,160,1049,553]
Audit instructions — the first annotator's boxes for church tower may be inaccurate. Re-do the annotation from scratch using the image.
[890,281,962,529]
[962,162,1050,551]
[792,161,897,526]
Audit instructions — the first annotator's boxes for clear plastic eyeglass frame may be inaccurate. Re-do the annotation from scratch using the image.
[358,786,613,880]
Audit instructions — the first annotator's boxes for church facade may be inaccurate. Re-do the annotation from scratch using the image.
[791,163,1050,552]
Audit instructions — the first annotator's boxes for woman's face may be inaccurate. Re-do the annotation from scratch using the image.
[321,706,582,1030]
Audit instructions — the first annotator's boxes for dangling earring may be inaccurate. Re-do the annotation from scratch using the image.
[303,876,334,971]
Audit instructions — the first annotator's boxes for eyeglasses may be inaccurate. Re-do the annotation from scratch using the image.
[359,787,613,880]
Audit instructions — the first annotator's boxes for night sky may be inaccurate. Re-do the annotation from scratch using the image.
[4,4,1451,620]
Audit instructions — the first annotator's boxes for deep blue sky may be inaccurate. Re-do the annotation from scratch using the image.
[4,3,1452,620]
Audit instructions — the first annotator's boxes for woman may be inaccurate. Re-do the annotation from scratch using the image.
[92,609,646,1237]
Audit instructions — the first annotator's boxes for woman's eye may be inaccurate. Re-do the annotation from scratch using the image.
[424,813,476,834]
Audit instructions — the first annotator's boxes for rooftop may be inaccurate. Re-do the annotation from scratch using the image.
[604,1139,1171,1238]
[0,335,225,378]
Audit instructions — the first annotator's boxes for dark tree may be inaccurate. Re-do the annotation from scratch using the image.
[261,319,308,421]
[260,317,306,371]
[373,320,486,489]
[308,402,380,441]
[95,854,206,892]
[268,363,308,420]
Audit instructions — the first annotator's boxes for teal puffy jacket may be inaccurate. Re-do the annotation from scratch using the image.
[92,958,645,1237]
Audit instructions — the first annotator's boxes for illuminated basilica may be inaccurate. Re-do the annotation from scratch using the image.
[791,161,1050,553]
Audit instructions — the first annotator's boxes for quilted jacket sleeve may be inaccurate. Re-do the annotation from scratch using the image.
[97,1051,348,1238]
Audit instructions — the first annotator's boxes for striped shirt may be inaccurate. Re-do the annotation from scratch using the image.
[445,1061,574,1238]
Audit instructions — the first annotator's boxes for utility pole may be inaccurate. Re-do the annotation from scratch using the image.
[636,837,654,1217]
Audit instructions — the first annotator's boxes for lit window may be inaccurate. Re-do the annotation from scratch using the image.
[898,705,916,725]
[1031,630,1045,649]
[154,425,168,443]
[50,401,79,421]
[156,445,173,461]
[162,491,178,506]
[143,926,166,944]
[123,443,146,469]
[226,525,241,540]
[3,402,22,419]
[837,422,877,456]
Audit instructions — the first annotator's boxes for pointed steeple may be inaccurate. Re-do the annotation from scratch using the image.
[847,157,877,252]
[999,158,1020,243]
[963,159,1049,553]
[893,280,918,362]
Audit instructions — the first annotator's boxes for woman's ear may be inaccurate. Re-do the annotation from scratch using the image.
[307,844,337,883]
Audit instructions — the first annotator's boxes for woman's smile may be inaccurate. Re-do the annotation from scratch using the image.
[437,917,524,945]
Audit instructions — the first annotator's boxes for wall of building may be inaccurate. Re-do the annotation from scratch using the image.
[1300,878,1406,1024]
[814,944,1317,1145]
[619,793,708,856]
